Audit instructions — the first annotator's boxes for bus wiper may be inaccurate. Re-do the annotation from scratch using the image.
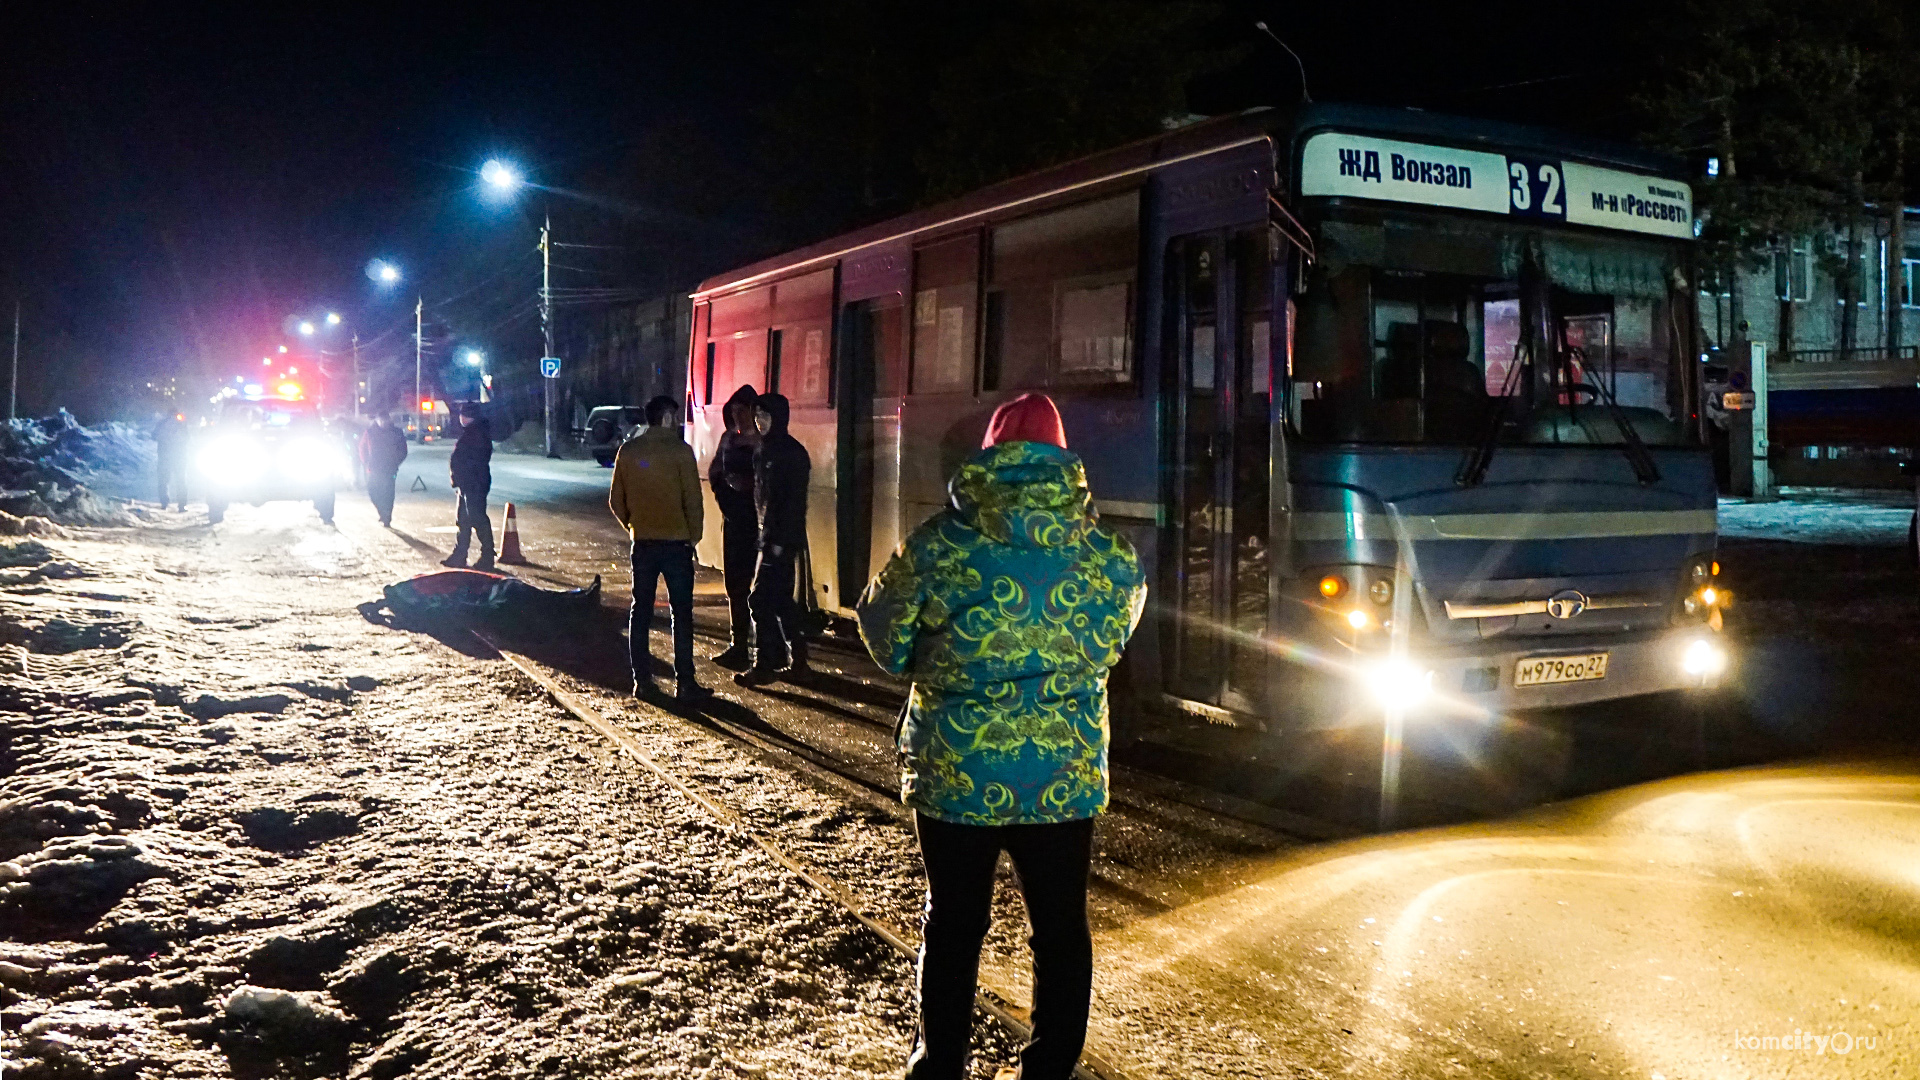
[1454,343,1524,488]
[1575,348,1662,486]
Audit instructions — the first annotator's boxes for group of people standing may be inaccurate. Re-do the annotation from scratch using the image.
[612,388,1145,1080]
[608,387,812,700]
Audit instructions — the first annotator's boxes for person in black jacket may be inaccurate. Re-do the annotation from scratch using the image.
[708,384,760,670]
[358,414,409,527]
[444,410,495,570]
[736,392,811,685]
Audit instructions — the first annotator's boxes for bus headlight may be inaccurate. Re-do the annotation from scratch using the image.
[1681,637,1727,677]
[1362,658,1433,710]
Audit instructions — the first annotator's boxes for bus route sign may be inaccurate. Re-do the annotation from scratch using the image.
[1299,132,1694,241]
[540,357,562,379]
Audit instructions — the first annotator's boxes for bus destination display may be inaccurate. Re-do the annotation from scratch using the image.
[1299,132,1694,240]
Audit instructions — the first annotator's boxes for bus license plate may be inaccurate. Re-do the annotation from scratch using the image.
[1514,652,1609,687]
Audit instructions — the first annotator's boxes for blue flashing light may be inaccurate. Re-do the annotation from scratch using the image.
[243,383,264,397]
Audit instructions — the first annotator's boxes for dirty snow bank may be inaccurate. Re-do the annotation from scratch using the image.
[0,525,974,1079]
[0,411,147,527]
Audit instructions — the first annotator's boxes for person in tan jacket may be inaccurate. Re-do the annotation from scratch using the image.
[608,395,710,702]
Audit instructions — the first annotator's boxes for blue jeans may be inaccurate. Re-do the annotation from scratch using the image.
[629,539,696,684]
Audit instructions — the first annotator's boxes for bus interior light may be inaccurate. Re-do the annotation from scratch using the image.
[1318,574,1346,599]
[1346,609,1371,630]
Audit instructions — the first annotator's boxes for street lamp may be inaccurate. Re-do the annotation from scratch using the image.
[465,349,492,403]
[326,312,341,326]
[368,259,401,285]
[481,159,521,195]
[298,320,316,336]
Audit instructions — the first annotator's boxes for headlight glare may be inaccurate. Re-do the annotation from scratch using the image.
[1362,658,1433,710]
[1681,638,1727,676]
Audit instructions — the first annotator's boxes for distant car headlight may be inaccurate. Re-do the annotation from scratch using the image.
[197,438,264,486]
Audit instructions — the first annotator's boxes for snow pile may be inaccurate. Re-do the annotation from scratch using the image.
[223,984,351,1037]
[0,410,147,525]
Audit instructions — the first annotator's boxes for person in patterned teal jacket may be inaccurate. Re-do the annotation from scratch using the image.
[857,392,1144,1080]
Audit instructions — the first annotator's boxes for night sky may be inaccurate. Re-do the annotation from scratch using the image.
[0,2,1658,417]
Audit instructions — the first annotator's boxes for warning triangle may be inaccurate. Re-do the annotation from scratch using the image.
[410,474,427,492]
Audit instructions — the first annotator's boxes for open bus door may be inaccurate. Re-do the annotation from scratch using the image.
[1164,227,1276,716]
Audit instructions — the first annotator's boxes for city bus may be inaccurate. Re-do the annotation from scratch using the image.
[685,103,1726,741]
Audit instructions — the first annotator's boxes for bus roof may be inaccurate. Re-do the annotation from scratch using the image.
[693,103,1687,301]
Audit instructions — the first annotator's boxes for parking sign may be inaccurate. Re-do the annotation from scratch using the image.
[540,357,562,379]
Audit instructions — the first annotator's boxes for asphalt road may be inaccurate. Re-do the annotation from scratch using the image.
[328,446,1919,1077]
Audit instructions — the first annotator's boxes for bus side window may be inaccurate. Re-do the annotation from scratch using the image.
[703,341,716,405]
[910,234,980,395]
[985,192,1138,391]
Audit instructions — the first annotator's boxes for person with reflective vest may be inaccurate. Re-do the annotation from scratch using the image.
[856,392,1146,1080]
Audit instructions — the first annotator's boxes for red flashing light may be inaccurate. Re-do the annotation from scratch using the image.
[421,399,433,412]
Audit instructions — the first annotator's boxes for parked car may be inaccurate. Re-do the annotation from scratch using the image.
[585,405,646,467]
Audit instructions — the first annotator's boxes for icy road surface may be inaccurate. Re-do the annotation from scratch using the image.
[3,464,1918,1079]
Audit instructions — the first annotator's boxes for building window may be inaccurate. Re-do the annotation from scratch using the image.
[1775,241,1812,302]
[1903,256,1919,308]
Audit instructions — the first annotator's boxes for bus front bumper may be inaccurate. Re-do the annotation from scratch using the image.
[1365,627,1729,715]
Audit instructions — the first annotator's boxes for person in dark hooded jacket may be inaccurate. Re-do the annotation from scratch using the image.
[708,384,760,669]
[444,410,495,570]
[856,392,1145,1080]
[735,391,811,685]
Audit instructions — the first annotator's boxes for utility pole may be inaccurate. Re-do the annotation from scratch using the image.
[541,215,558,458]
[415,296,424,437]
[9,302,18,422]
[351,334,361,419]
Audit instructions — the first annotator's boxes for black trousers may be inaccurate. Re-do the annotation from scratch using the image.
[157,456,187,509]
[908,813,1096,1080]
[367,472,397,524]
[747,543,805,668]
[721,515,759,649]
[452,487,493,559]
[629,539,697,683]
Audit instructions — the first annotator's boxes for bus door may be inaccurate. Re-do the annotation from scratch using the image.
[1166,228,1274,713]
[835,294,907,605]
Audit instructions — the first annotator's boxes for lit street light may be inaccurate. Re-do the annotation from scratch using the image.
[464,349,484,366]
[298,320,316,336]
[368,259,401,285]
[326,312,341,326]
[481,159,521,194]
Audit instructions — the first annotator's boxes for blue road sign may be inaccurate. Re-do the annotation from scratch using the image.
[540,357,562,379]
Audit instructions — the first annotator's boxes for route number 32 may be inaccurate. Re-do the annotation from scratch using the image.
[1508,160,1565,220]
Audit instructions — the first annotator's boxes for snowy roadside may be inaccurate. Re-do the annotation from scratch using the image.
[0,510,1025,1079]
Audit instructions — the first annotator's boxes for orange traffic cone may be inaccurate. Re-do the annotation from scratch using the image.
[498,502,529,565]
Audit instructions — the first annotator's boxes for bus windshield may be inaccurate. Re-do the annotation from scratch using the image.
[1289,206,1693,447]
